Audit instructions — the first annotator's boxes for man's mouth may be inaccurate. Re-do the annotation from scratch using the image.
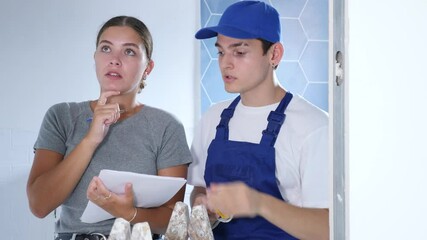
[223,75,236,82]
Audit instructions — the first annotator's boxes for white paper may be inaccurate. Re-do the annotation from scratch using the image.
[80,169,187,223]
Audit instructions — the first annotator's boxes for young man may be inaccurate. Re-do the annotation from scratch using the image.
[188,1,329,240]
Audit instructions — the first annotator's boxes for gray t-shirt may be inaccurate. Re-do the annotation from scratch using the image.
[34,101,192,234]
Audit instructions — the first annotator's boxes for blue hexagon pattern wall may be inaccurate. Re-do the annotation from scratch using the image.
[198,0,328,113]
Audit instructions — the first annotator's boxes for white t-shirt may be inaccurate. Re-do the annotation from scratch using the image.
[188,94,329,208]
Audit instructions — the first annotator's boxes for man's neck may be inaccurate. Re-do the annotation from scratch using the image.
[240,86,286,107]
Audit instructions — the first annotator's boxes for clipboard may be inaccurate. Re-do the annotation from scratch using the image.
[81,169,187,223]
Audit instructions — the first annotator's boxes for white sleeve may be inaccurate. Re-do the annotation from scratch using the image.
[187,119,208,187]
[300,125,329,208]
[187,112,212,187]
[187,102,227,187]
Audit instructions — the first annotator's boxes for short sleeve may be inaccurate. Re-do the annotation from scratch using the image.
[300,125,329,208]
[33,103,70,155]
[156,117,193,170]
[187,119,208,187]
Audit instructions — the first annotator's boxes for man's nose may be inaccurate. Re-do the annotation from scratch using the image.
[220,54,233,69]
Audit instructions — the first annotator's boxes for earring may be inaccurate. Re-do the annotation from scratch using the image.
[137,81,145,93]
[138,76,147,93]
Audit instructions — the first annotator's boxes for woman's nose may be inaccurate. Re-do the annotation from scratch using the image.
[109,57,121,66]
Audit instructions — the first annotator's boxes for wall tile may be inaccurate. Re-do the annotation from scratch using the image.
[300,0,329,40]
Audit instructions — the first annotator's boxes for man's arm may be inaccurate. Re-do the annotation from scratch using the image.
[206,182,329,240]
[257,191,329,240]
[190,186,207,207]
[190,186,220,226]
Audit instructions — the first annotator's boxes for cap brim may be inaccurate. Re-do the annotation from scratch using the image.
[195,26,257,40]
[195,27,218,39]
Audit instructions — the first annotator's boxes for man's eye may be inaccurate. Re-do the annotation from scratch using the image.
[217,51,224,56]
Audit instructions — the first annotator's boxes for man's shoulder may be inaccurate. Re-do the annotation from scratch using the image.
[290,95,328,119]
[286,95,329,134]
[196,99,236,131]
[204,98,235,116]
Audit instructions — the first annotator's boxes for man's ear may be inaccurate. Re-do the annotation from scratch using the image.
[271,42,284,64]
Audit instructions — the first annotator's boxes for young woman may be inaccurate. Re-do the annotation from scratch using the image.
[27,16,192,240]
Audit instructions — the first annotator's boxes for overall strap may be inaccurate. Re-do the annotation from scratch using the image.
[214,96,241,140]
[260,92,293,146]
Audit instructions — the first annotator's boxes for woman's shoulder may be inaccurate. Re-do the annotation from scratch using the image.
[46,101,90,119]
[141,105,183,125]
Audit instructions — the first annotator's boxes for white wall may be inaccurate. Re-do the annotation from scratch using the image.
[0,0,198,238]
[348,0,427,239]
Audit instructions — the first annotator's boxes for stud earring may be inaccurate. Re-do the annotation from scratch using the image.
[272,62,279,70]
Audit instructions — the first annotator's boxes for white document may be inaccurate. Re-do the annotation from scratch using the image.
[80,169,187,223]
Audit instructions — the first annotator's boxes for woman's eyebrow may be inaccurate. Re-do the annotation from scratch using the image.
[98,40,113,45]
[122,43,140,49]
[98,40,139,49]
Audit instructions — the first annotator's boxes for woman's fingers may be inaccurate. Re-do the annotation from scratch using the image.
[98,91,121,105]
[86,177,99,201]
[86,91,122,144]
[97,91,121,123]
[95,91,122,125]
[87,176,113,203]
[95,105,121,125]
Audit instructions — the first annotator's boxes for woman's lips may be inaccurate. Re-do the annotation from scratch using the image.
[105,71,122,80]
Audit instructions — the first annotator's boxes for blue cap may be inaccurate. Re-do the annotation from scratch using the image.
[195,1,281,43]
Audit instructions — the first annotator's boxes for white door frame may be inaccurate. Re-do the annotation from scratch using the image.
[330,0,348,239]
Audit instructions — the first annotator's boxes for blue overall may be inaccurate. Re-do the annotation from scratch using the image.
[204,93,298,240]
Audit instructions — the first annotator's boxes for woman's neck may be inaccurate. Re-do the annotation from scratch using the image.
[90,94,143,120]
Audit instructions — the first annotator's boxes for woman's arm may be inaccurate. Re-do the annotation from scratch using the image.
[86,164,189,234]
[27,137,99,218]
[27,91,122,218]
[136,164,189,234]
